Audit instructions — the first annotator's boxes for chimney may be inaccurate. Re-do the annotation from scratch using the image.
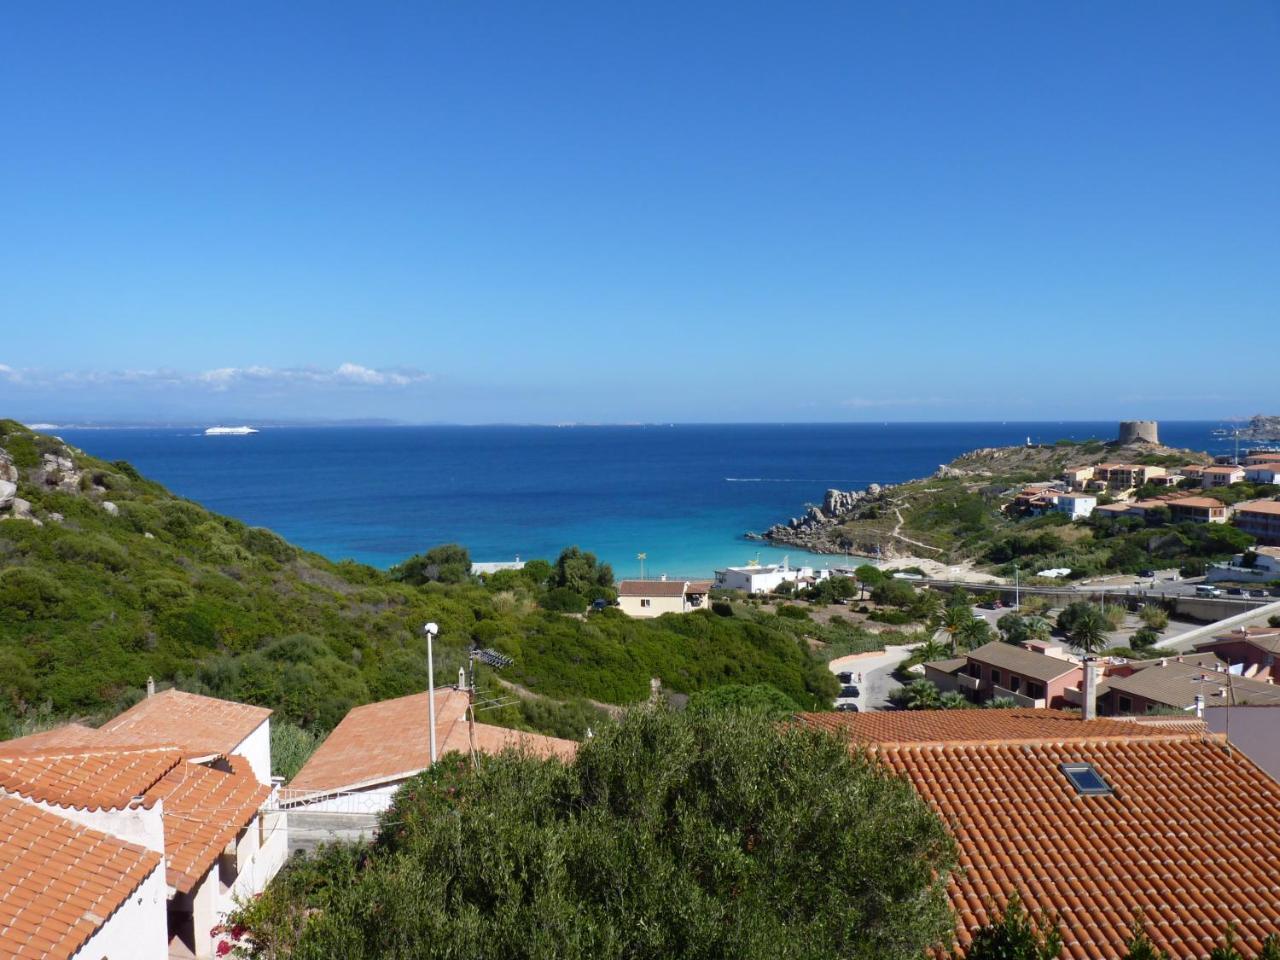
[1194,693,1205,718]
[458,667,467,690]
[1082,659,1098,721]
[146,676,155,698]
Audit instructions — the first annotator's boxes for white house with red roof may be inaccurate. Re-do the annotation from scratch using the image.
[616,578,714,616]
[0,687,288,959]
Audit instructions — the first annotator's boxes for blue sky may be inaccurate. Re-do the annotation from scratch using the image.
[2,1,1277,424]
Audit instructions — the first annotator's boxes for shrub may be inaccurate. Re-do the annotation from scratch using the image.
[541,587,587,613]
[1138,605,1169,631]
[0,568,66,621]
[271,722,320,781]
[1130,627,1160,650]
[232,707,957,960]
[775,604,810,621]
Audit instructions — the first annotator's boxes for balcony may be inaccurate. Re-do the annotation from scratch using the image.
[1062,686,1085,707]
[992,684,1044,708]
[955,673,982,692]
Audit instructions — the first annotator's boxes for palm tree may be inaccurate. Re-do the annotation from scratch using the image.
[911,589,943,625]
[916,636,947,663]
[941,605,973,655]
[1069,607,1108,655]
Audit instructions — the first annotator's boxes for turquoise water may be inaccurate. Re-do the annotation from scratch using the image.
[58,422,1227,577]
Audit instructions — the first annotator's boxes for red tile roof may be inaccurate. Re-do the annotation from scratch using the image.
[802,710,1280,959]
[97,689,270,755]
[617,579,713,597]
[0,724,108,752]
[796,709,1159,746]
[0,742,268,894]
[290,689,578,793]
[1237,500,1280,517]
[0,793,162,960]
[0,746,181,812]
[147,756,269,893]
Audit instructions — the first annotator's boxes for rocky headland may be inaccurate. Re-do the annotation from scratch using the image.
[752,438,1213,561]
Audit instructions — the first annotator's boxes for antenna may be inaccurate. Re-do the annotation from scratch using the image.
[466,644,515,767]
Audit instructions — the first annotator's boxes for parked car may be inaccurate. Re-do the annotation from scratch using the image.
[1249,589,1269,599]
[1226,588,1246,597]
[1196,585,1223,598]
[1138,569,1156,579]
[836,671,853,684]
[835,702,860,712]
[589,598,611,612]
[840,685,860,699]
[981,600,1004,610]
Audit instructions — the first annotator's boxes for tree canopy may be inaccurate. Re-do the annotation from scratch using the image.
[232,706,958,960]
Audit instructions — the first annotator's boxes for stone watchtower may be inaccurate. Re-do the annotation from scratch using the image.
[1118,420,1159,445]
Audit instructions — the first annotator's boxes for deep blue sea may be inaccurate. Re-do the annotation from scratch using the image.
[56,422,1232,577]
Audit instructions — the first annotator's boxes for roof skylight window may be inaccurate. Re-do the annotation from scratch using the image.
[1060,762,1113,796]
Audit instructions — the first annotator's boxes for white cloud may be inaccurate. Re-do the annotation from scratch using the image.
[0,363,431,391]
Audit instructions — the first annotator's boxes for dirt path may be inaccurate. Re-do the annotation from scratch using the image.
[494,675,625,718]
[889,505,943,554]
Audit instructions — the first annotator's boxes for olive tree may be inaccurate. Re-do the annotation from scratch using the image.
[232,706,957,960]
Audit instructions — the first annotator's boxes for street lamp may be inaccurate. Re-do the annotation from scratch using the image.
[424,622,439,764]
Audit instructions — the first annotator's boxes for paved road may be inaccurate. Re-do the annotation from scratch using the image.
[829,645,915,711]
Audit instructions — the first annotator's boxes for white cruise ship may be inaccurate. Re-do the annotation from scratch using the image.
[204,425,259,436]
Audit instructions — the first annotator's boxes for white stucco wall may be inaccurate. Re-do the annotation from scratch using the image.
[234,719,272,785]
[30,797,166,854]
[71,861,168,960]
[618,594,687,617]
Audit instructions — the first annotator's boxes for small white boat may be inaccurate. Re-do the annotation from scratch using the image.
[204,425,259,436]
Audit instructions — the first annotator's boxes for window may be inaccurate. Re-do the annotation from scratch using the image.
[641,599,651,608]
[1009,676,1022,693]
[990,669,1001,686]
[1060,762,1113,796]
[1118,696,1133,713]
[967,663,982,679]
[1026,681,1045,699]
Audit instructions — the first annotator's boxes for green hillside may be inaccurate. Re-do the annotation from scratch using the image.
[0,420,838,741]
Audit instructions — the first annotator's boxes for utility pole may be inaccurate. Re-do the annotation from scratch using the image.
[424,623,439,765]
[1013,563,1020,611]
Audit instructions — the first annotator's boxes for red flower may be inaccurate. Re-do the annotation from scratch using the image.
[230,924,247,940]
[216,943,233,957]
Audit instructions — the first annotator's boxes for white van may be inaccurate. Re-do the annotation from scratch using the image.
[1195,585,1223,598]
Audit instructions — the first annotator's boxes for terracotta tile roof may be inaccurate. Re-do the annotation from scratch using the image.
[794,708,1158,745]
[290,689,578,793]
[147,756,269,893]
[1237,500,1280,517]
[965,641,1082,683]
[878,731,1280,959]
[617,579,712,597]
[0,746,181,811]
[0,724,107,752]
[1100,660,1280,710]
[0,741,268,894]
[1202,465,1245,474]
[0,793,162,960]
[1196,627,1280,656]
[1167,497,1227,510]
[97,689,271,755]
